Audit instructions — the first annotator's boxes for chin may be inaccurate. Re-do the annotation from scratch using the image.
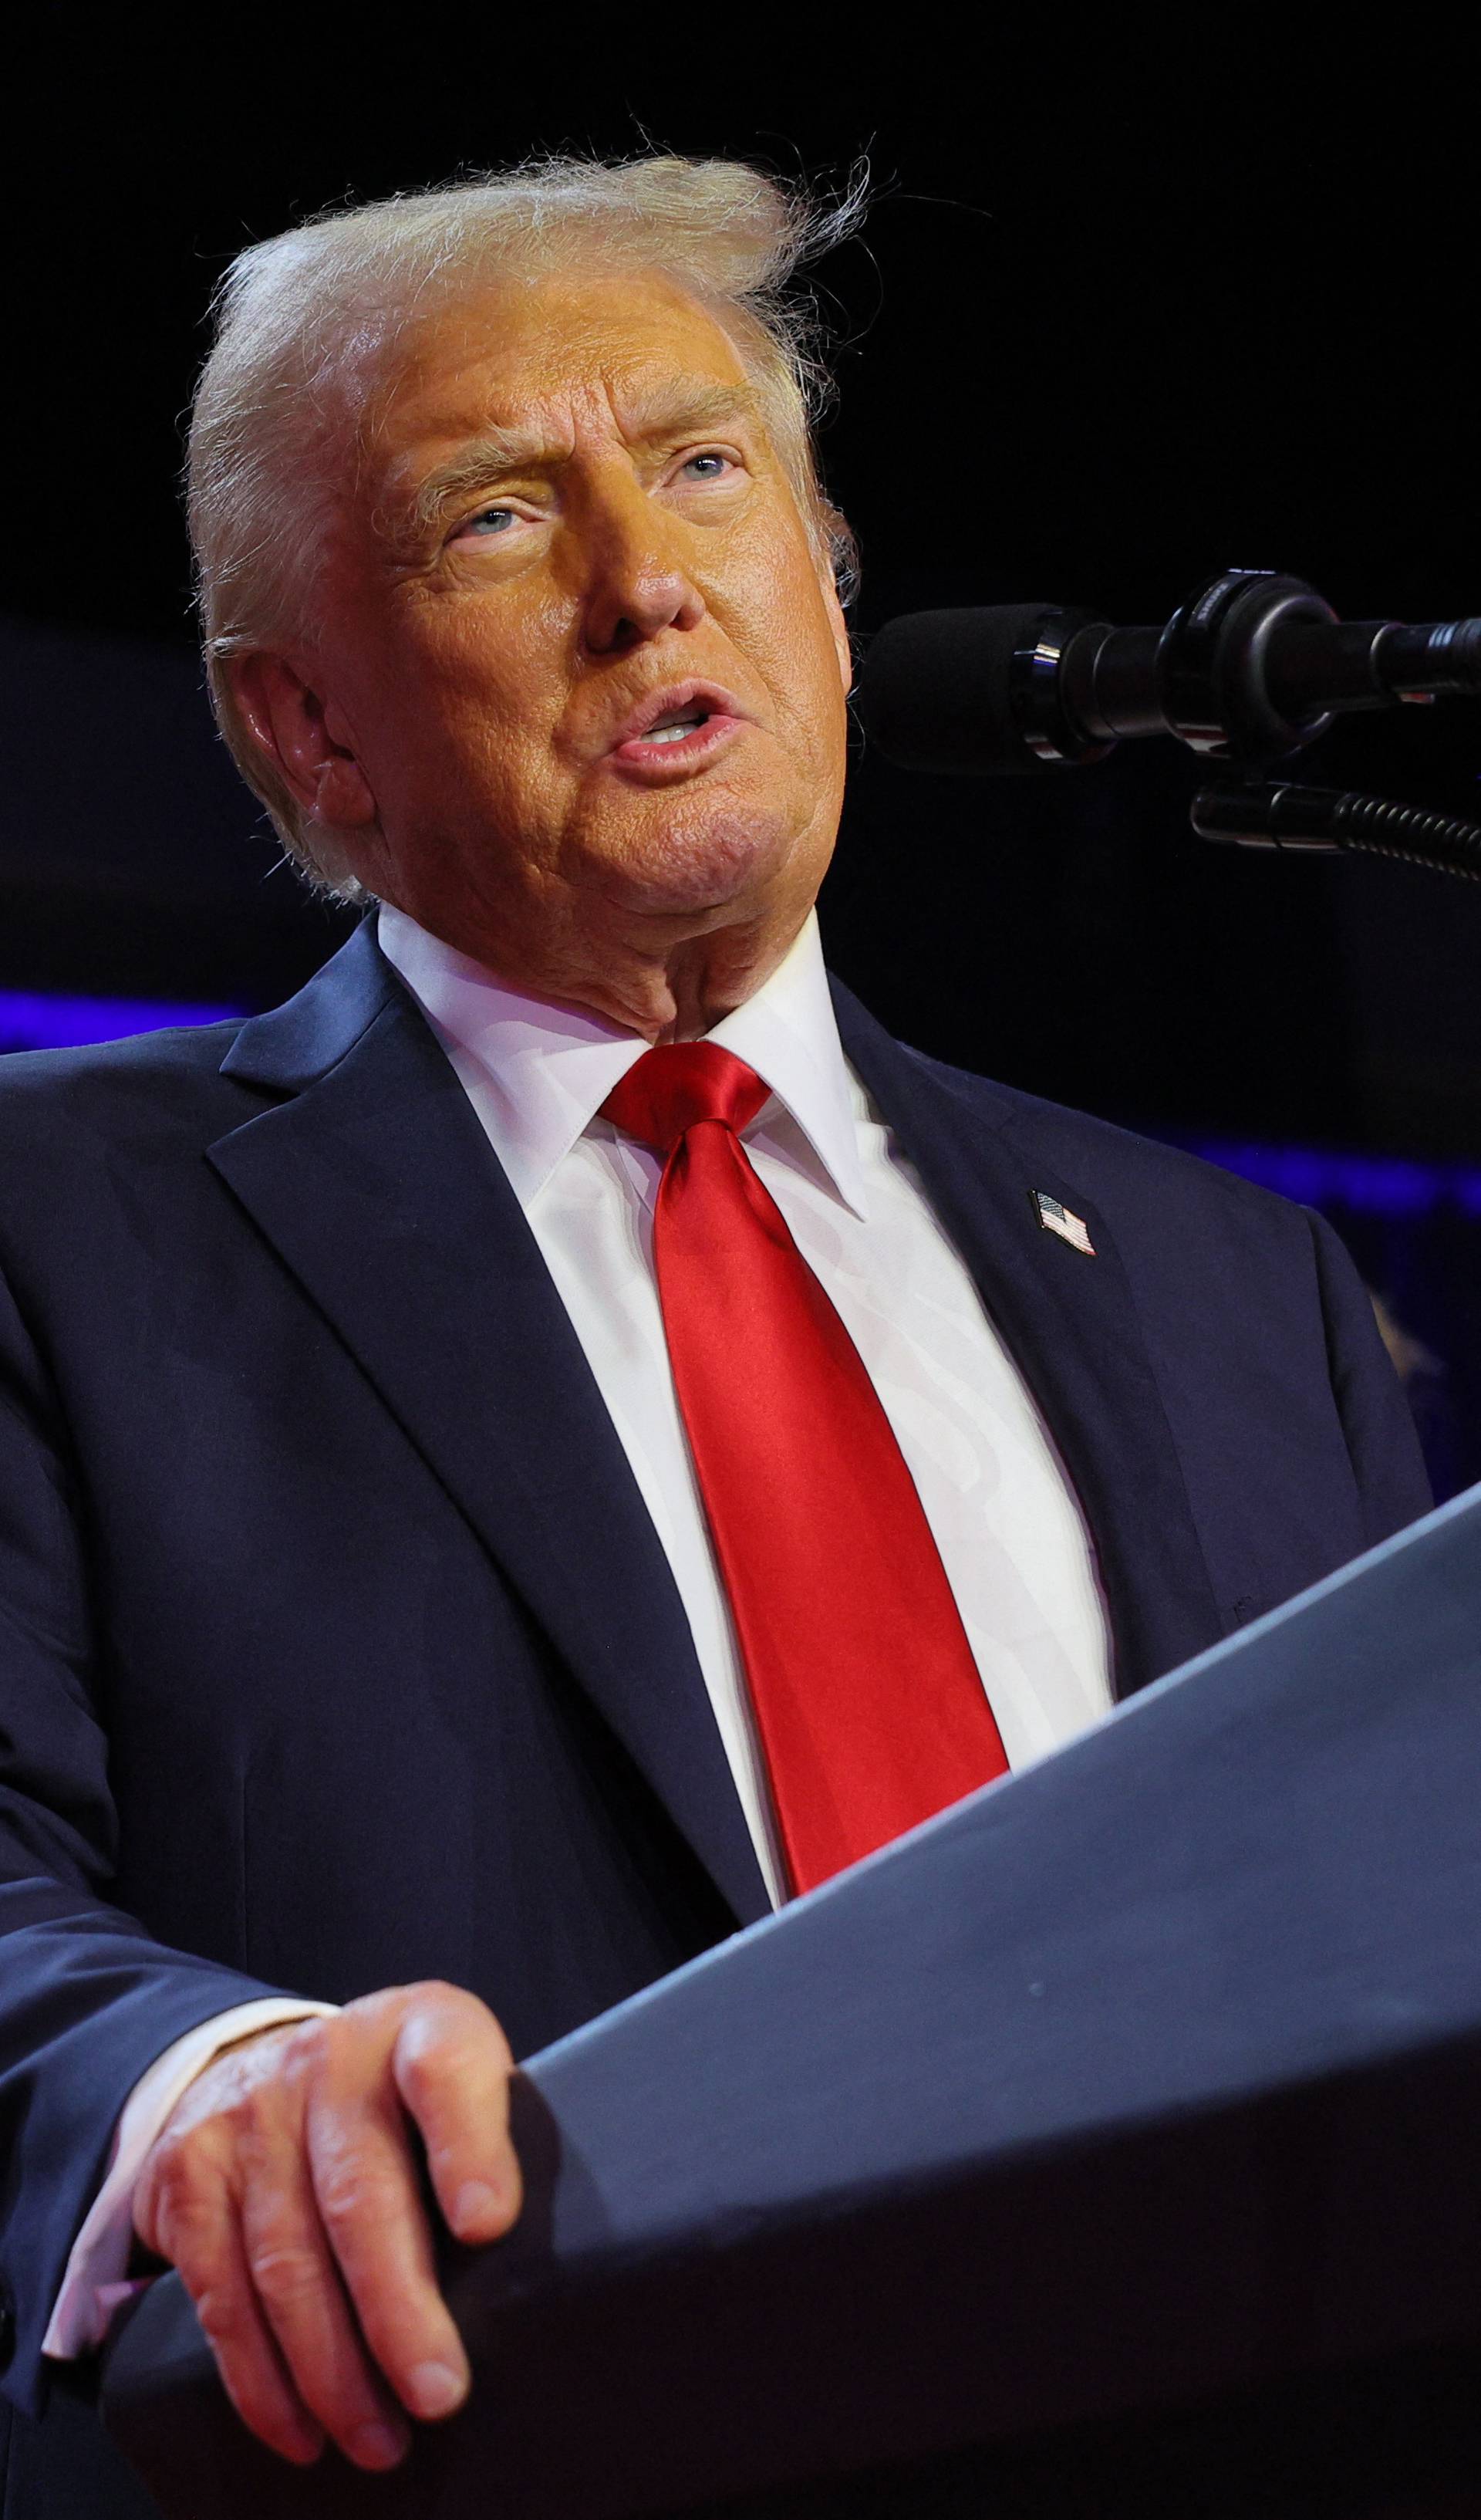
[593,802,796,918]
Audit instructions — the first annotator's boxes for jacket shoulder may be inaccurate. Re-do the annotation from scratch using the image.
[0,1021,251,1127]
[0,1025,268,1241]
[892,1036,1307,1241]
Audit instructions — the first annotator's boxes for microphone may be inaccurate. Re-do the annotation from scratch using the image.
[860,569,1481,777]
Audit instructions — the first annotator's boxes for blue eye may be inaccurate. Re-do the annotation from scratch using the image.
[464,506,516,535]
[683,453,730,478]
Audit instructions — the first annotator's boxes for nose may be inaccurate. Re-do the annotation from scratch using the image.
[579,475,707,657]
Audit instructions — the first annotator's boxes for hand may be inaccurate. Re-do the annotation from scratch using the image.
[133,1981,521,2471]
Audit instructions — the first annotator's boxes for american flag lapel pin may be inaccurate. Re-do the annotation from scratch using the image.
[1033,1190,1096,1256]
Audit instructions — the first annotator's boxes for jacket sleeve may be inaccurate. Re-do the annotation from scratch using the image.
[1305,1207,1434,1547]
[0,1262,291,2417]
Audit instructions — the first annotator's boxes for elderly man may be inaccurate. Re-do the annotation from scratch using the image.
[0,155,1427,2515]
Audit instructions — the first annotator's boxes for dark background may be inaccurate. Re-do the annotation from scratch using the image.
[3,27,1478,1487]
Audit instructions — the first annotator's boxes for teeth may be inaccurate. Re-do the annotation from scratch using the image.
[641,708,707,743]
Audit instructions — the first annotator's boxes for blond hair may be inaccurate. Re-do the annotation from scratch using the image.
[186,154,865,893]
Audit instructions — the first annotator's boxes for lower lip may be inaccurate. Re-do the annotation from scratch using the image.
[607,713,747,780]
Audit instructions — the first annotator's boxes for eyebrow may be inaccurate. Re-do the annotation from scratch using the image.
[397,383,761,544]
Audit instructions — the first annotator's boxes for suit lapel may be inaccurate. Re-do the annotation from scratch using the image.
[832,982,1222,1699]
[210,926,769,1926]
[210,925,1213,1894]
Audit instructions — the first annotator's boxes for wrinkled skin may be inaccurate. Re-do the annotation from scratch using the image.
[134,1986,518,2471]
[233,265,854,1038]
[139,267,854,2473]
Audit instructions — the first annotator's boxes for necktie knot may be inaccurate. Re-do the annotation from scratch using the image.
[602,1043,771,1157]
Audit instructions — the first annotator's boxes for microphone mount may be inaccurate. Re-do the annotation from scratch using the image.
[865,569,1481,883]
[1017,567,1481,772]
[1157,570,1481,879]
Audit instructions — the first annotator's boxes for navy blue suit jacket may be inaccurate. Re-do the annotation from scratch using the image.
[0,922,1429,2517]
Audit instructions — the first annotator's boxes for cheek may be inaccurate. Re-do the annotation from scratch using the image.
[387,603,572,811]
[736,541,850,758]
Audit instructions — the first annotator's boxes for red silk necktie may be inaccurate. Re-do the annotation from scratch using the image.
[602,1042,1008,1894]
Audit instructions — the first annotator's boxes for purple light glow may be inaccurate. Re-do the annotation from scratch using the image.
[0,989,244,1054]
[1181,1139,1481,1219]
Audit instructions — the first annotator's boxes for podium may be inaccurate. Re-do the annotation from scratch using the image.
[102,1488,1481,2517]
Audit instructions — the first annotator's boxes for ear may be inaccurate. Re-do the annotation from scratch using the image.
[821,569,853,698]
[228,653,379,829]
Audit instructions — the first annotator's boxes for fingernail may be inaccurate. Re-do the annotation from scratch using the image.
[347,2420,407,2470]
[453,2179,501,2235]
[409,2359,467,2420]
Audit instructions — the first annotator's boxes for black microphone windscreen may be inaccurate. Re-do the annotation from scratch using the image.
[859,606,1062,776]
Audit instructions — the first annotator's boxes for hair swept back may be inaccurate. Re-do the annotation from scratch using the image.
[186,151,866,895]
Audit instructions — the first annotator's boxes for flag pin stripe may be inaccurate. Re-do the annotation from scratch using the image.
[1033,1190,1095,1255]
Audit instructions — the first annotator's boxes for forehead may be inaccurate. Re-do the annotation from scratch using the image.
[371,267,757,467]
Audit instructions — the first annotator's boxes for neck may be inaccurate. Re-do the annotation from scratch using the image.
[380,891,813,1043]
[592,916,801,1042]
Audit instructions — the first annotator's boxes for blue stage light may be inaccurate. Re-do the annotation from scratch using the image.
[1176,1139,1481,1219]
[0,988,244,1055]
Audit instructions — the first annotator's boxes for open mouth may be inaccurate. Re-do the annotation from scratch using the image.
[607,684,747,774]
[639,704,712,745]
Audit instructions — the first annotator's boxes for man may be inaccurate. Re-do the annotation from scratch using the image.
[0,154,1429,2517]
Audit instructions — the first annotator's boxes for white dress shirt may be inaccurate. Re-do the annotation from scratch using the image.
[45,904,1111,2357]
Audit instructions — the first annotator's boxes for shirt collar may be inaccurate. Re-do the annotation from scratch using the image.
[376,902,869,1220]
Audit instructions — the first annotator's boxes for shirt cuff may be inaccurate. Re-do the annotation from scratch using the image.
[41,1996,339,2360]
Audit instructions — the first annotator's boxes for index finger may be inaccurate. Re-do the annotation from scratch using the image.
[391,1986,523,2248]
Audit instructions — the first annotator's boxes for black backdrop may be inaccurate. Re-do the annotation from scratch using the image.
[3,24,1479,1479]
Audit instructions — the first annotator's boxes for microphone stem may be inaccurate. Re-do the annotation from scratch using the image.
[1192,782,1481,882]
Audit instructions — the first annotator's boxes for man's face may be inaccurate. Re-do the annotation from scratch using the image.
[295,266,852,991]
